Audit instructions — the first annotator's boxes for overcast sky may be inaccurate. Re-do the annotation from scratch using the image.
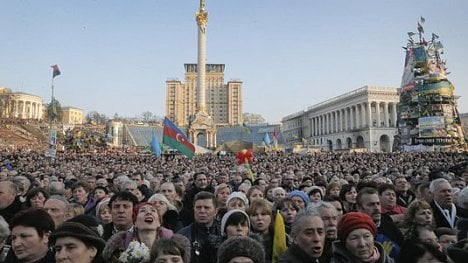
[1,0,467,123]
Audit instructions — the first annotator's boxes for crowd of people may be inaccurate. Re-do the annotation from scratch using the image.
[0,148,467,263]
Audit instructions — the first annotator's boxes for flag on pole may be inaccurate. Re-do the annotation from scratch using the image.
[272,210,287,262]
[151,131,162,157]
[51,64,61,78]
[263,133,271,146]
[163,118,195,158]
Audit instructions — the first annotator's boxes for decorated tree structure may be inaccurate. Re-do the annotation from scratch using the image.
[398,18,466,150]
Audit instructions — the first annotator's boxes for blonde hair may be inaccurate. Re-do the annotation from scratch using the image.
[67,203,85,219]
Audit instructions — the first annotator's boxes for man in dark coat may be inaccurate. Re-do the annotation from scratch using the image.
[0,181,23,224]
[180,172,214,226]
[430,178,465,229]
[178,191,221,263]
[278,210,325,263]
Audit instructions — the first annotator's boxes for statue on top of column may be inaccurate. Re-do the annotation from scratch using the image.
[196,0,208,28]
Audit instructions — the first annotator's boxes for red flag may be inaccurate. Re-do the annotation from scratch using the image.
[273,128,278,140]
[51,64,61,78]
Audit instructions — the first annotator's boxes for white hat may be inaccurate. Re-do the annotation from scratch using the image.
[226,191,249,207]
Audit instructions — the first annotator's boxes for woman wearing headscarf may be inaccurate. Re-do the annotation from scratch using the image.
[331,212,393,263]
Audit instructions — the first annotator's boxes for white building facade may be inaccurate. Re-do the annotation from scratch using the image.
[283,86,400,152]
[0,87,43,120]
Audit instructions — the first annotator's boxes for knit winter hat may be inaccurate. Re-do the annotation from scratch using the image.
[50,222,106,252]
[226,191,249,207]
[288,190,310,205]
[217,236,265,263]
[220,209,250,237]
[337,212,377,242]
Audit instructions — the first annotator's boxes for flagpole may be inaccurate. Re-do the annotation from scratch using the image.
[47,67,58,161]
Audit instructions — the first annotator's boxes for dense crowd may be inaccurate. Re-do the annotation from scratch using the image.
[0,148,467,263]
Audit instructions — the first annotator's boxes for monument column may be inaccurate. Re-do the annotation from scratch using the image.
[196,0,208,113]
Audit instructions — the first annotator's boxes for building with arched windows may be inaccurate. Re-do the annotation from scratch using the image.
[282,86,399,152]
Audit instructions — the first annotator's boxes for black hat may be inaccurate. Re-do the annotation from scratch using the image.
[50,222,105,252]
[217,237,265,263]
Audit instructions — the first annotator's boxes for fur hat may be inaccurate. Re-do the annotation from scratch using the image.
[226,192,249,207]
[288,190,310,205]
[337,212,377,242]
[220,209,250,237]
[217,236,265,263]
[50,222,106,252]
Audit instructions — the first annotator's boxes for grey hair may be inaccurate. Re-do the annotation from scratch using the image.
[429,178,450,193]
[48,194,69,207]
[458,187,468,209]
[308,201,337,215]
[0,216,10,242]
[1,181,19,195]
[272,187,286,196]
[48,181,65,195]
[120,180,137,191]
[290,209,322,239]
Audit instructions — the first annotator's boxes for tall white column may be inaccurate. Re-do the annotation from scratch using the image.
[367,102,372,128]
[384,102,389,127]
[392,103,398,127]
[322,115,325,135]
[325,114,329,134]
[355,105,360,128]
[319,116,322,135]
[196,1,208,113]
[339,109,343,132]
[314,117,317,136]
[376,102,381,127]
[360,103,365,127]
[344,108,348,131]
[21,101,26,118]
[335,111,339,133]
[350,107,354,130]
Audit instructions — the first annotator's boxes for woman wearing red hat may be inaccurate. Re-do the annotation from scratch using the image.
[331,212,394,263]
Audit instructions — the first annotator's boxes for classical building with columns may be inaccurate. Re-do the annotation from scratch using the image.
[282,86,399,152]
[0,87,43,120]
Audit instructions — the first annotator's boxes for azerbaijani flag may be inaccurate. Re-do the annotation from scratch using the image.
[163,118,195,158]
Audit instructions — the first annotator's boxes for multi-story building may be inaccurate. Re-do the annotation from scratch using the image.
[166,64,242,127]
[282,86,400,152]
[0,87,43,120]
[61,107,84,125]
